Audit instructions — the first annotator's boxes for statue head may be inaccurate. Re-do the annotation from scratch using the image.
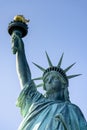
[43,71,67,91]
[33,52,81,100]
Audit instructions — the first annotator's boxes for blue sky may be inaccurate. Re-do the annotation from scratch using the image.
[0,0,87,129]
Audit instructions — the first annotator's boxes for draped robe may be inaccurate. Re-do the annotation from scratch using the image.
[16,81,87,130]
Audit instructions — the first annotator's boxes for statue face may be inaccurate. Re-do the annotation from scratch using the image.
[44,71,62,92]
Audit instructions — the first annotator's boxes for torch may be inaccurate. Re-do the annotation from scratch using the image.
[8,15,29,54]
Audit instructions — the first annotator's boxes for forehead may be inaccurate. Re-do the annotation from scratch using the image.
[43,71,59,79]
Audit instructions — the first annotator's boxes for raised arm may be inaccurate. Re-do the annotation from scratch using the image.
[11,30,31,89]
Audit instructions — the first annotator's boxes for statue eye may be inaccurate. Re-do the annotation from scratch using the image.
[53,77,60,82]
[53,77,58,80]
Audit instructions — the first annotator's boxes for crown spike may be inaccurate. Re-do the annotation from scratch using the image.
[33,77,43,80]
[64,63,76,72]
[57,53,64,68]
[32,62,45,72]
[67,74,82,79]
[36,83,44,88]
[45,51,53,67]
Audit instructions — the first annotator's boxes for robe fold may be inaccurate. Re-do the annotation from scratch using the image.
[16,81,87,130]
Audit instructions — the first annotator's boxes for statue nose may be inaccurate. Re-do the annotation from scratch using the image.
[48,77,52,83]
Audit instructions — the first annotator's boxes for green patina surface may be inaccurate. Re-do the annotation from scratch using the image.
[9,19,87,130]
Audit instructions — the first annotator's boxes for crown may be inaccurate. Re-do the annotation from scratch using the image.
[33,52,81,88]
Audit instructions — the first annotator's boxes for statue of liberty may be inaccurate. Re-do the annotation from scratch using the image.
[8,15,87,130]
